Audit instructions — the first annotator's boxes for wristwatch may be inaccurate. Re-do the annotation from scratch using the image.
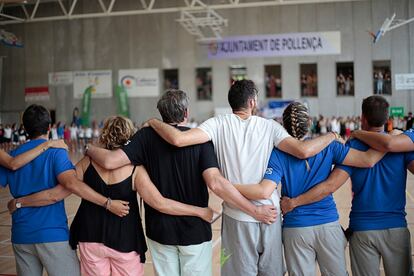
[15,200,22,209]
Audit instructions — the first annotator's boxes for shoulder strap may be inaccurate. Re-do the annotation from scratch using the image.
[131,166,138,191]
[131,165,137,176]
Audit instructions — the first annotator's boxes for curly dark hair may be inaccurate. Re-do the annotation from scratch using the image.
[99,116,136,150]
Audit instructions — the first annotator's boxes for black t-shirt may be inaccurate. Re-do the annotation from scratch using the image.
[407,117,413,130]
[122,126,218,246]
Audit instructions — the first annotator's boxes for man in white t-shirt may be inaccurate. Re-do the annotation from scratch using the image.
[145,80,339,276]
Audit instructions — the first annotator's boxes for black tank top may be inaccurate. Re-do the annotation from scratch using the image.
[69,163,147,263]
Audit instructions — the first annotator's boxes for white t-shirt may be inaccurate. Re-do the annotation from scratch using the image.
[78,128,85,138]
[70,127,78,138]
[85,128,93,139]
[4,128,12,139]
[51,128,58,140]
[198,114,291,222]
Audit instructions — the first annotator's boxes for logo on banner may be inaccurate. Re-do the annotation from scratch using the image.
[118,69,159,97]
[208,42,218,56]
[120,75,137,89]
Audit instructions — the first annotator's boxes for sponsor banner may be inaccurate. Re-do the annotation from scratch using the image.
[395,74,414,90]
[48,71,73,86]
[119,69,159,97]
[25,86,50,102]
[73,70,112,99]
[208,31,341,59]
[390,107,404,118]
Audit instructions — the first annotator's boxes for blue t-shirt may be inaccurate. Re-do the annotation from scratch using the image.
[404,129,414,142]
[337,137,414,231]
[263,141,350,228]
[0,139,74,244]
[57,126,64,137]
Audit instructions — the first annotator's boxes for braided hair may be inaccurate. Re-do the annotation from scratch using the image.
[283,102,309,140]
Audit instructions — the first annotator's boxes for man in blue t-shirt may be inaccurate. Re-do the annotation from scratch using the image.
[0,105,129,276]
[233,101,384,276]
[281,96,414,276]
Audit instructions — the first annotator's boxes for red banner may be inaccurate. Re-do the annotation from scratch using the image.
[25,86,49,102]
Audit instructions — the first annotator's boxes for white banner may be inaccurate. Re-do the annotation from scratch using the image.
[49,71,73,86]
[73,70,112,99]
[208,31,341,59]
[118,69,159,97]
[395,74,414,90]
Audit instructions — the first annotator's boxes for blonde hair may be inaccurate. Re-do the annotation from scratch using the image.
[99,116,136,150]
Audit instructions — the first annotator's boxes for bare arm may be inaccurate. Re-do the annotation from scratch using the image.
[0,140,68,170]
[86,144,131,170]
[341,148,385,168]
[148,118,209,147]
[57,169,130,217]
[134,166,213,222]
[352,130,414,152]
[277,133,336,159]
[280,168,350,214]
[233,179,277,201]
[203,168,277,224]
[7,184,71,213]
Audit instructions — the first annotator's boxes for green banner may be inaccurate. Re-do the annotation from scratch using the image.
[116,85,130,118]
[81,86,93,126]
[390,106,404,118]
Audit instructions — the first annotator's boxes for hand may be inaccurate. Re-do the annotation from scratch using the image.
[107,200,130,217]
[330,132,345,144]
[48,139,69,151]
[350,130,362,139]
[336,136,346,145]
[390,129,403,136]
[253,205,277,224]
[280,196,297,215]
[141,121,150,128]
[199,207,214,223]
[7,199,17,214]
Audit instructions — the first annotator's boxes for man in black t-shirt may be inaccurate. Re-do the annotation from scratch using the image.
[86,90,276,276]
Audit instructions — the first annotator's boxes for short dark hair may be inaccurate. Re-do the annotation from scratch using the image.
[228,80,258,111]
[362,96,389,127]
[157,89,189,124]
[22,104,51,139]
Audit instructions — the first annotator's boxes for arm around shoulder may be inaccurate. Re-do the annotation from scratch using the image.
[86,144,130,170]
[277,133,336,159]
[148,118,209,147]
[352,131,414,152]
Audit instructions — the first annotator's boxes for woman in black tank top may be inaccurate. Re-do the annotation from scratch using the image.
[69,116,147,276]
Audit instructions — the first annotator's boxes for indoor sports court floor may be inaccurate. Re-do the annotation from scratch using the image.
[1,152,414,276]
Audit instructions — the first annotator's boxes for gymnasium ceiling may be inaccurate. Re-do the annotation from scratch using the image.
[0,0,368,25]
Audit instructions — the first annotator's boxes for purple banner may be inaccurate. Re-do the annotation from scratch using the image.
[208,31,341,59]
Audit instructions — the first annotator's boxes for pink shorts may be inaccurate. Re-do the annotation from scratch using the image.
[78,242,144,276]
